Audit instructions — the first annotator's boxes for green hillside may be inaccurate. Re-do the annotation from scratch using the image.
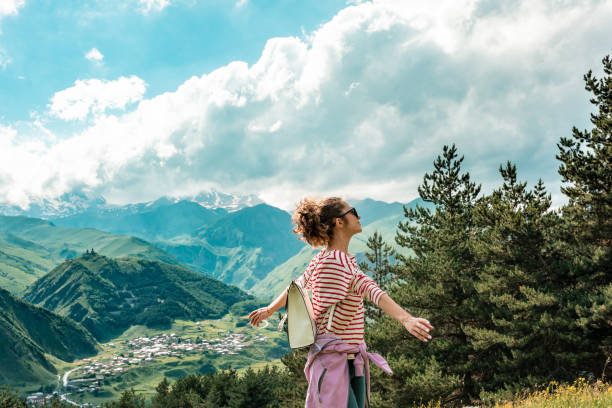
[157,239,276,291]
[197,204,300,256]
[23,253,253,341]
[0,215,180,295]
[350,198,407,224]
[0,287,98,384]
[0,231,57,295]
[154,239,219,274]
[158,204,304,291]
[249,245,317,299]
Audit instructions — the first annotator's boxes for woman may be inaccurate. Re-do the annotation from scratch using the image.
[249,197,433,408]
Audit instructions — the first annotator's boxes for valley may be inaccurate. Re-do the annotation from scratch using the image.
[24,316,286,406]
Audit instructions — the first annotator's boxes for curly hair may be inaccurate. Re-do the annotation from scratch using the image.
[291,197,347,247]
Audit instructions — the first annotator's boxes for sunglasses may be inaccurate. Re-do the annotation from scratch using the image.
[339,207,359,219]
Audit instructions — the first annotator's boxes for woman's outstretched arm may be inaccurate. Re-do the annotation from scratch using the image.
[378,293,433,342]
[249,290,287,327]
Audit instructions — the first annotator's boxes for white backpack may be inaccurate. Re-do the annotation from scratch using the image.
[279,256,339,349]
[285,277,318,349]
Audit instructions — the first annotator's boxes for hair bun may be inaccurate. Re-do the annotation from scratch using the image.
[292,197,345,247]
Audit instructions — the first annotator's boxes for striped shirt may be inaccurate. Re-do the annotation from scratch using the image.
[297,249,385,345]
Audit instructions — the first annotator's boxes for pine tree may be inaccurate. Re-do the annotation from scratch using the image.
[367,144,482,406]
[0,386,27,408]
[227,366,291,408]
[360,231,395,289]
[557,55,612,248]
[556,54,612,379]
[359,231,395,319]
[150,377,170,406]
[470,162,573,389]
[102,388,145,408]
[279,349,309,408]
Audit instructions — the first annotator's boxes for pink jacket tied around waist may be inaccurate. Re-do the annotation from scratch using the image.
[304,334,393,408]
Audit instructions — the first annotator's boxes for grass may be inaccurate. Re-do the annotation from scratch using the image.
[401,378,612,408]
[492,378,612,408]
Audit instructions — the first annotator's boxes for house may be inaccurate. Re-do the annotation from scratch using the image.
[26,393,52,406]
[26,393,45,405]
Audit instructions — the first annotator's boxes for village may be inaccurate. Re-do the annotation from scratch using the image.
[26,328,270,407]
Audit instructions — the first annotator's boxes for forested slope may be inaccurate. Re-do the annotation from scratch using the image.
[0,287,98,384]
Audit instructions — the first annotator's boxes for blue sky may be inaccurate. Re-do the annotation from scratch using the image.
[0,0,347,123]
[0,0,611,210]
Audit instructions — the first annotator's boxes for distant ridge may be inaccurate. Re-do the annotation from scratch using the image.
[23,253,253,341]
[54,200,228,240]
[48,202,304,291]
[177,203,304,289]
[0,286,98,384]
[0,215,180,295]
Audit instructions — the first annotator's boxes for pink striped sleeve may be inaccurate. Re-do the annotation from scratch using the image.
[351,270,385,306]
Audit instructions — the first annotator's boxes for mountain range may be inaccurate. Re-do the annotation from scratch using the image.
[51,197,430,293]
[0,194,433,297]
[52,202,305,290]
[53,199,228,241]
[0,189,262,219]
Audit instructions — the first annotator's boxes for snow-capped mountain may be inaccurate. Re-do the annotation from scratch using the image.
[0,189,263,219]
[0,190,107,219]
[191,190,263,211]
[129,190,263,213]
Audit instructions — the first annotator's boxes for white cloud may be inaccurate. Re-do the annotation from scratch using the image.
[0,0,25,18]
[138,0,170,14]
[85,47,104,62]
[0,48,10,68]
[0,0,25,69]
[49,76,147,121]
[2,0,612,210]
[235,0,248,8]
[345,81,359,95]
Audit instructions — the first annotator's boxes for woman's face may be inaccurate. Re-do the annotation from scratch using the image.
[338,201,362,235]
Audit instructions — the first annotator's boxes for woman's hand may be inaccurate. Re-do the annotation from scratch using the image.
[377,293,434,342]
[401,316,434,342]
[249,306,273,327]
